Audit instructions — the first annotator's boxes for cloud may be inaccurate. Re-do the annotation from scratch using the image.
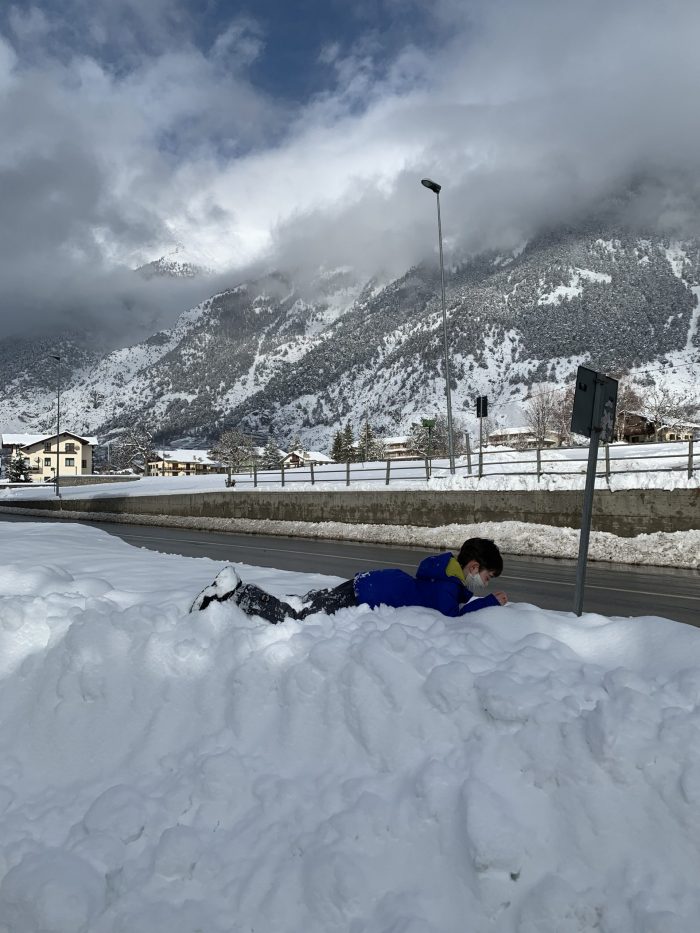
[0,0,699,344]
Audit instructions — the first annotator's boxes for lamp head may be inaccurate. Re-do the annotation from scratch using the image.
[421,178,441,194]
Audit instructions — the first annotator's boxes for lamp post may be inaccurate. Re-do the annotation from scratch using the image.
[421,178,455,474]
[50,354,61,498]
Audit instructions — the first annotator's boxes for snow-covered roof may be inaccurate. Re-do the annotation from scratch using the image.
[1,432,99,447]
[383,435,410,445]
[152,449,220,465]
[488,426,533,436]
[252,446,287,457]
[284,449,334,463]
[658,422,700,430]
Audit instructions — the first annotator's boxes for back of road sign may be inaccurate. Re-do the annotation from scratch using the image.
[571,366,618,443]
[571,366,619,616]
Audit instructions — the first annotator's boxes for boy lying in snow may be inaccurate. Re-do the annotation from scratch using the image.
[190,537,508,625]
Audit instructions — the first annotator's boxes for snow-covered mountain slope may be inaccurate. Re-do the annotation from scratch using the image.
[0,230,698,449]
[136,243,215,279]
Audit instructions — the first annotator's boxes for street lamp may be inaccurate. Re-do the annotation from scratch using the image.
[421,178,455,473]
[50,354,61,498]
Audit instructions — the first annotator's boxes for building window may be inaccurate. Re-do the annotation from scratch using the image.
[65,458,75,466]
[65,443,76,453]
[82,459,87,468]
[44,443,51,452]
[44,457,51,466]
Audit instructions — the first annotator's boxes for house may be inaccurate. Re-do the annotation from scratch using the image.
[655,422,700,442]
[615,412,698,443]
[487,426,559,449]
[281,449,334,468]
[616,411,656,443]
[1,432,98,482]
[381,435,419,460]
[146,449,225,477]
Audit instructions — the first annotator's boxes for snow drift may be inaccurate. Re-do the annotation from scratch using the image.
[0,522,699,932]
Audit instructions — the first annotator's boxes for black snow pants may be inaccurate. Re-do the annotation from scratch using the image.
[234,578,358,625]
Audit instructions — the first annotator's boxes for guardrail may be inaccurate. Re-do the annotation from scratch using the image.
[226,438,696,488]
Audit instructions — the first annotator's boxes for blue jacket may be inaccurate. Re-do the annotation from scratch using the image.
[353,552,500,617]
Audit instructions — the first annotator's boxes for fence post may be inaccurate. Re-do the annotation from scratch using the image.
[253,464,257,488]
[689,437,695,479]
[346,461,350,486]
[385,459,391,485]
[281,462,285,487]
[605,443,611,480]
[425,457,430,481]
[536,447,542,479]
[310,462,314,485]
[465,434,472,475]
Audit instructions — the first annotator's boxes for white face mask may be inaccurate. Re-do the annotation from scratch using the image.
[467,570,485,591]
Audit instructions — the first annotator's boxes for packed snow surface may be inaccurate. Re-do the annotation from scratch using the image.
[1,521,700,932]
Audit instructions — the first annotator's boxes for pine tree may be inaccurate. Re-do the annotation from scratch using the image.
[330,430,344,463]
[342,421,355,463]
[261,436,281,469]
[409,415,449,458]
[288,433,303,454]
[357,419,383,462]
[8,452,30,483]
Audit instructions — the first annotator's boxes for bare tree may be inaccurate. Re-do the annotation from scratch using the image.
[110,424,156,473]
[551,387,575,446]
[525,386,559,445]
[611,374,644,442]
[209,429,255,486]
[644,382,696,441]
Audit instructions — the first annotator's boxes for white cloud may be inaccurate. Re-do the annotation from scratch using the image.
[1,0,700,339]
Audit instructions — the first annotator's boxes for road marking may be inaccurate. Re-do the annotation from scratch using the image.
[115,531,416,566]
[504,573,700,602]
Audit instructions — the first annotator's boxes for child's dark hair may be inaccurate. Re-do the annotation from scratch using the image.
[457,538,503,576]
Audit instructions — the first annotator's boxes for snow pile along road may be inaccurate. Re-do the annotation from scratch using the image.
[1,523,699,932]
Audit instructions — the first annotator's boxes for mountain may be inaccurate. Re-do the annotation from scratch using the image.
[0,228,698,451]
[136,243,214,280]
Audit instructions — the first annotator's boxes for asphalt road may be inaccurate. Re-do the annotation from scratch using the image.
[1,512,698,626]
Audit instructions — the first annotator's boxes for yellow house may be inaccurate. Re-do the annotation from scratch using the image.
[1,432,98,482]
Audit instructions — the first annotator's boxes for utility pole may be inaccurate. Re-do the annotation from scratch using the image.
[50,355,61,499]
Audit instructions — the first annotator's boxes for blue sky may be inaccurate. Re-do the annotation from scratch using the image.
[0,0,699,340]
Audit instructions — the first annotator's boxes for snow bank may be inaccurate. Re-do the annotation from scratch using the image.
[2,506,699,569]
[1,522,700,932]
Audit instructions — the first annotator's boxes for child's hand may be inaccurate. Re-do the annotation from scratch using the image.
[493,591,508,605]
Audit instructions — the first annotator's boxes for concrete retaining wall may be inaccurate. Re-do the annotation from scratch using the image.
[1,487,698,537]
[59,475,141,487]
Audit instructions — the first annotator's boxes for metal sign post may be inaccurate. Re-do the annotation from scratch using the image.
[421,417,436,478]
[476,396,488,478]
[572,367,618,616]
